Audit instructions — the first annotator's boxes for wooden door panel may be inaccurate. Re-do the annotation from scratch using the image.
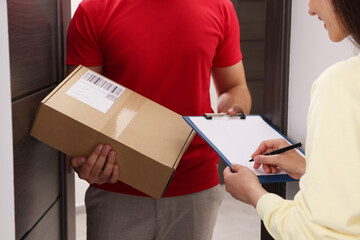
[12,87,61,239]
[247,79,264,115]
[7,0,59,99]
[232,0,266,41]
[241,41,265,80]
[25,200,61,240]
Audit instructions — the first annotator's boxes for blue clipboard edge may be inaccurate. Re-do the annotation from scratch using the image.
[183,115,299,183]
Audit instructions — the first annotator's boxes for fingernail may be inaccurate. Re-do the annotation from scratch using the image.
[104,145,111,153]
[78,158,85,164]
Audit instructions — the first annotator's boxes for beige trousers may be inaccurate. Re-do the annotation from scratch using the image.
[85,184,224,240]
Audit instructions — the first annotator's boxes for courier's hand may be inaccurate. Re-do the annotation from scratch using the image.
[71,144,119,185]
[252,139,306,180]
[223,164,267,207]
[226,103,245,116]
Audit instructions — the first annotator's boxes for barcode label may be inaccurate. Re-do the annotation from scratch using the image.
[82,72,124,98]
[66,71,126,113]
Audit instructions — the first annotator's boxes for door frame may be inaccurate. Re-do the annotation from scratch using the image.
[58,0,75,239]
[261,0,292,239]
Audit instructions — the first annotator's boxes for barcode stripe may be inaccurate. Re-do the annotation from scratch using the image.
[82,72,124,98]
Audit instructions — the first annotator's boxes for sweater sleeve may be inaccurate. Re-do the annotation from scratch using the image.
[256,56,360,240]
[256,193,316,240]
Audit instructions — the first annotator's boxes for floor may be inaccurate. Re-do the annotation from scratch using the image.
[75,185,261,240]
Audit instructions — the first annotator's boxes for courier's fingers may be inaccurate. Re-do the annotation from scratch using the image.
[99,150,116,181]
[91,145,112,177]
[71,156,86,169]
[87,144,104,166]
[226,104,243,116]
[108,165,120,183]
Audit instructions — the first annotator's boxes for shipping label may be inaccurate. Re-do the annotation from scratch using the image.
[66,71,125,113]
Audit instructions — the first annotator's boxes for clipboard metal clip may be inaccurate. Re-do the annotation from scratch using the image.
[204,113,246,120]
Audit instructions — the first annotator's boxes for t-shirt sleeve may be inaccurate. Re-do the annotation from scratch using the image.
[66,3,103,66]
[212,1,242,68]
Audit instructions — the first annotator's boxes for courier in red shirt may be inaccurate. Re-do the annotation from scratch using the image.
[67,0,251,239]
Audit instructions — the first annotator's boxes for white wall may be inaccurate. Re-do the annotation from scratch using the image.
[0,1,16,239]
[71,0,82,16]
[286,0,358,197]
[288,0,357,144]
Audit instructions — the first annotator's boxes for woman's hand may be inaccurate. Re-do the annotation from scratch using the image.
[70,144,120,185]
[252,139,306,180]
[223,164,268,207]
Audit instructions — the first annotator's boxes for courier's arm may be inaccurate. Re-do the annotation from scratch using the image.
[212,60,251,115]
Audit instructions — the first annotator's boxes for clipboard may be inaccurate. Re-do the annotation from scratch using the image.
[183,115,304,183]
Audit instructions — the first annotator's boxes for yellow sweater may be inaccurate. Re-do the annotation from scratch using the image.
[256,54,360,240]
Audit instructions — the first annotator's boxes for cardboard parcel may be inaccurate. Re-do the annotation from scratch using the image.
[31,66,195,199]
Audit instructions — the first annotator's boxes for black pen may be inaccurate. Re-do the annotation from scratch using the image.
[249,142,302,162]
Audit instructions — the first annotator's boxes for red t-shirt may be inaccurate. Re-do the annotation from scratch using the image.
[66,0,242,197]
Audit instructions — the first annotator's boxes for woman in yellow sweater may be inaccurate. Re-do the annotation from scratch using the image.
[223,0,360,239]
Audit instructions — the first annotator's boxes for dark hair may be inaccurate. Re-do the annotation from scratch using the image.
[331,0,360,46]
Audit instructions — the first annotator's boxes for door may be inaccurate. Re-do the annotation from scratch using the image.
[7,0,74,239]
